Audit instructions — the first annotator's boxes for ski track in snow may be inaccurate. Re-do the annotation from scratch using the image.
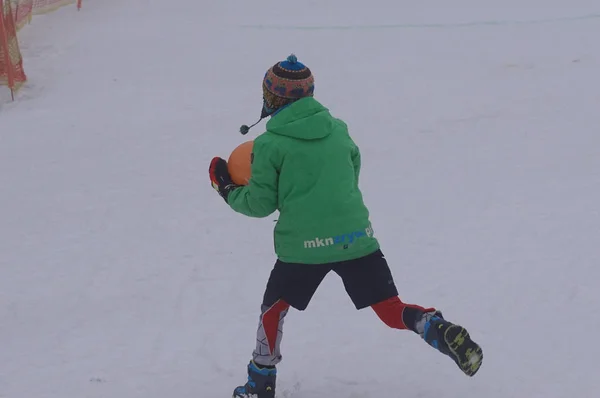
[1,1,599,398]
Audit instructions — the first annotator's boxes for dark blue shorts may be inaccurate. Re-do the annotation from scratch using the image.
[262,249,399,310]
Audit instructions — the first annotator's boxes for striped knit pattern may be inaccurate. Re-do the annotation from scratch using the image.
[262,54,315,111]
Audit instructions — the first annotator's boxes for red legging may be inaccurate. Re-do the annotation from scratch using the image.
[371,296,435,331]
[259,296,434,359]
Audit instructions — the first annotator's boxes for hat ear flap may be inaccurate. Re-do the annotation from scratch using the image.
[261,99,275,118]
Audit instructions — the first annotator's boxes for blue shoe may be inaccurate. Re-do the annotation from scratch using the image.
[421,312,483,376]
[233,360,277,398]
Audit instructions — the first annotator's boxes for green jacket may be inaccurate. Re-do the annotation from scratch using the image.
[227,97,379,264]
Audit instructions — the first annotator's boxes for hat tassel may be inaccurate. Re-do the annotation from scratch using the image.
[240,116,263,135]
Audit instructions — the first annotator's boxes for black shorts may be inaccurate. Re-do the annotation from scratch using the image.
[262,249,399,310]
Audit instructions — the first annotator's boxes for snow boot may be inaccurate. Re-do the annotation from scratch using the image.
[233,360,277,398]
[419,311,483,376]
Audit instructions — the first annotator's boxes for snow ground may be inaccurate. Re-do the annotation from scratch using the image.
[1,1,599,397]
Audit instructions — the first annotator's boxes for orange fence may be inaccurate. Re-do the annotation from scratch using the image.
[1,0,82,99]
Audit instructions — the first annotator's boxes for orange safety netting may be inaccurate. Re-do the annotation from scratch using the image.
[1,0,81,97]
[13,0,80,29]
[0,0,27,96]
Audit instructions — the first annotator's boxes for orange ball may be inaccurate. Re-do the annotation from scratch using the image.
[227,140,254,185]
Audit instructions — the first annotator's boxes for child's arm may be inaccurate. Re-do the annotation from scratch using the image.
[227,139,279,218]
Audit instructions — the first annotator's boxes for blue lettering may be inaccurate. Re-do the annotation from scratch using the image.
[329,229,371,246]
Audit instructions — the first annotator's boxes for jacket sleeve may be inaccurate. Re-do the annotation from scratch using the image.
[351,144,361,183]
[227,138,280,218]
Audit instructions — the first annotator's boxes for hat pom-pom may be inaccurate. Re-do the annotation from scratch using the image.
[287,54,298,64]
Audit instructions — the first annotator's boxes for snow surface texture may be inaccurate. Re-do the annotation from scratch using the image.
[1,1,599,397]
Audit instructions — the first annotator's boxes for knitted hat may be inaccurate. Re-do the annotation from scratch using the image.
[261,54,315,118]
[239,54,315,135]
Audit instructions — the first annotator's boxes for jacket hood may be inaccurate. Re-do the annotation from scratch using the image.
[266,97,334,140]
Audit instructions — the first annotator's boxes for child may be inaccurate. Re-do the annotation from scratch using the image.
[209,54,483,398]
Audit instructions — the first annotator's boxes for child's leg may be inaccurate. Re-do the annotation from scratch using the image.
[333,249,483,377]
[253,299,290,367]
[234,261,331,398]
[332,249,434,332]
[233,300,289,398]
[251,260,331,366]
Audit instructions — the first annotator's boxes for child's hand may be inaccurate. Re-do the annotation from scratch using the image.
[209,157,240,203]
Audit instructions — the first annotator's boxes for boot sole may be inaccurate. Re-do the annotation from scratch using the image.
[232,392,273,398]
[444,325,483,377]
[232,386,275,398]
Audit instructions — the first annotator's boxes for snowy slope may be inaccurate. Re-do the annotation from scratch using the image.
[1,1,599,397]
